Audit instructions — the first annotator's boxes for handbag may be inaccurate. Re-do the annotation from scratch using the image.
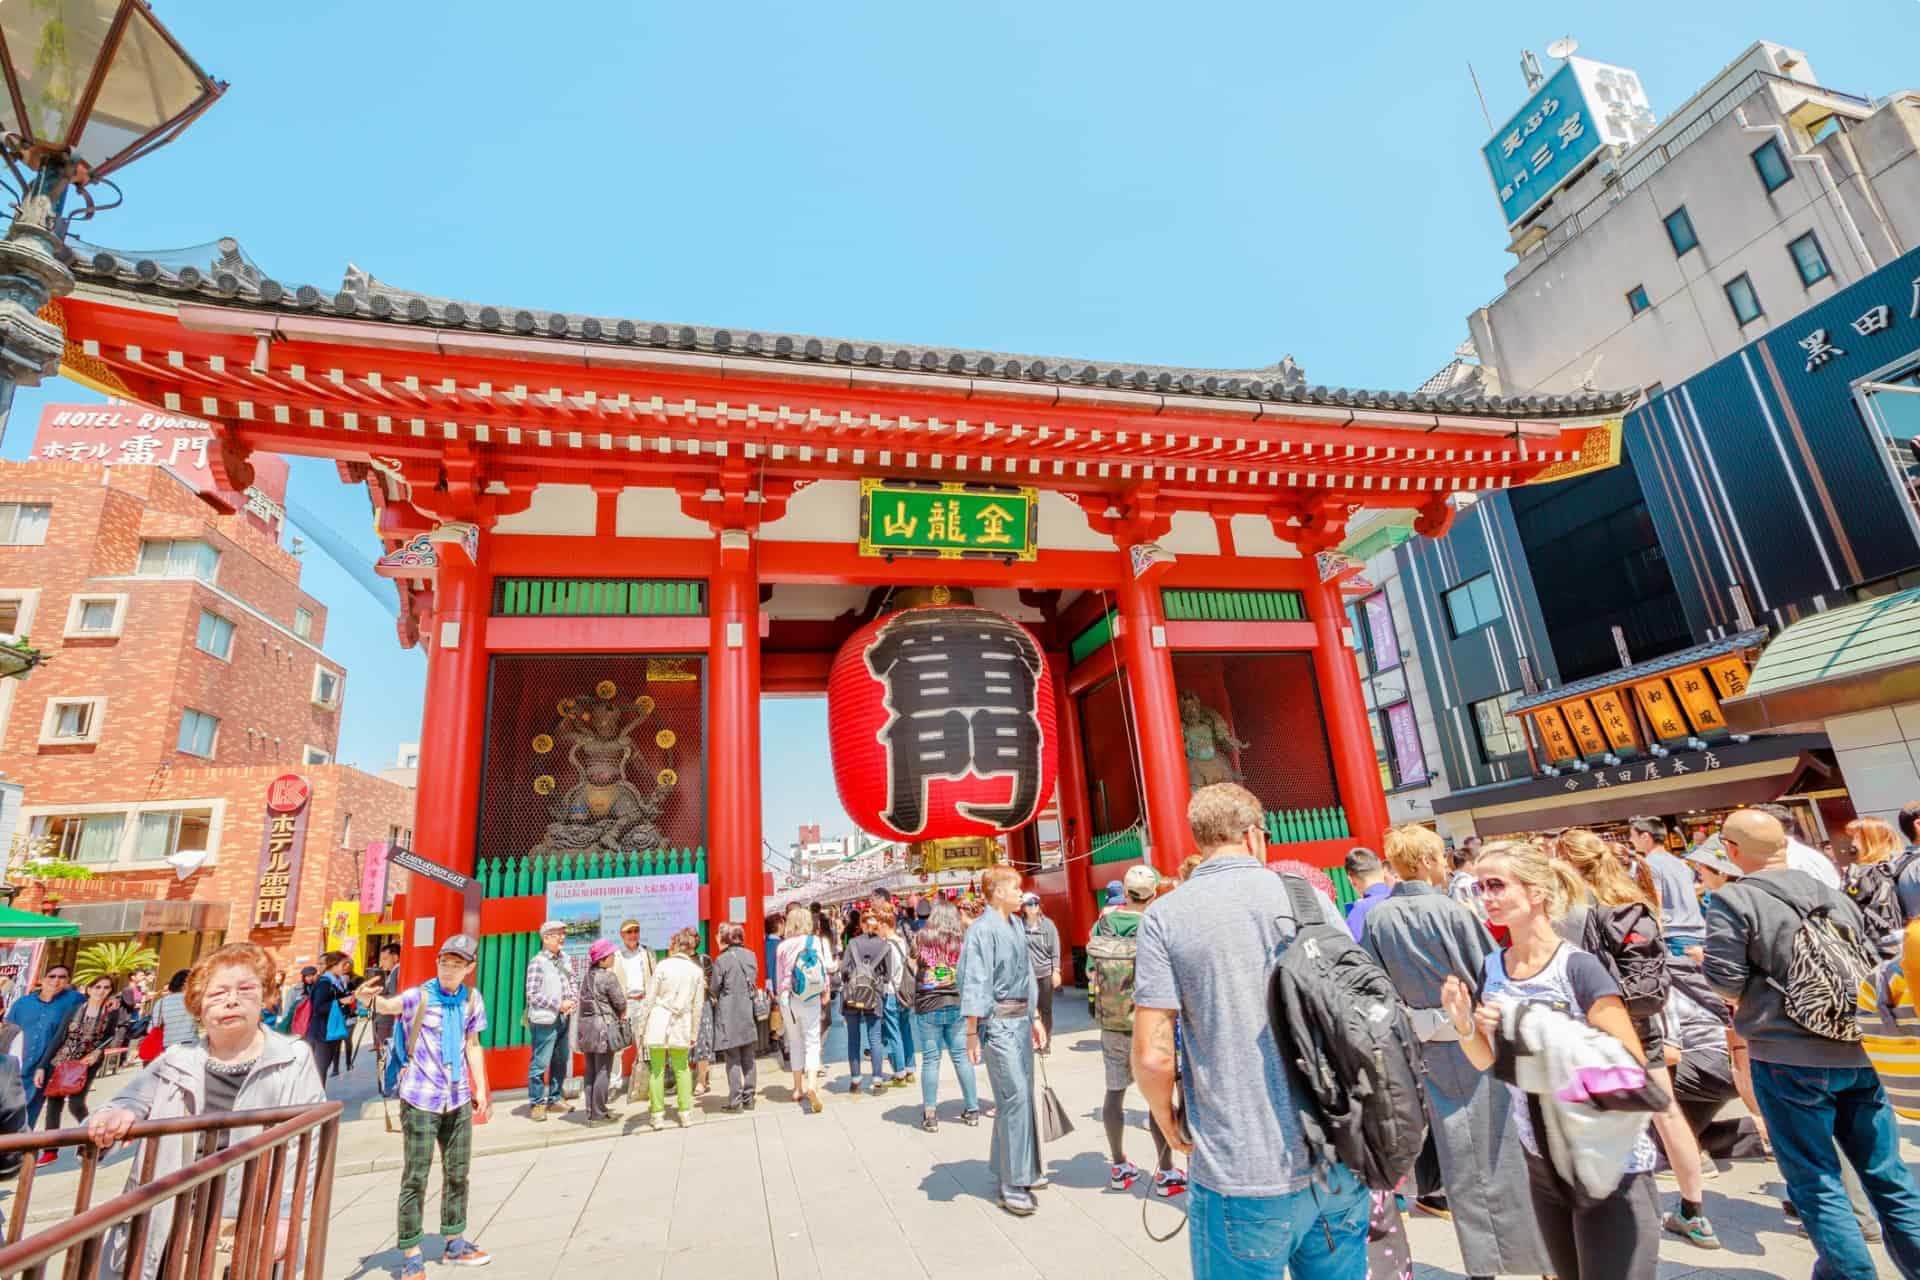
[1037,1055,1073,1144]
[44,1059,90,1098]
[137,1020,164,1064]
[752,986,772,1022]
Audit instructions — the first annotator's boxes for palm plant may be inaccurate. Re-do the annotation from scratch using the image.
[72,940,158,987]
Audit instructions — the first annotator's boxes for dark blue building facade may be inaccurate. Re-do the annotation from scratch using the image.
[1398,243,1920,818]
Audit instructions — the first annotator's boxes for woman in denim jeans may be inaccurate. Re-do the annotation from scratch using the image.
[910,899,979,1131]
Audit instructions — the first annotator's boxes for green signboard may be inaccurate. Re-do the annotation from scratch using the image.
[858,479,1038,561]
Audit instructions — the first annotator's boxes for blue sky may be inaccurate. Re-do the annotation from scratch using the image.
[3,3,1912,856]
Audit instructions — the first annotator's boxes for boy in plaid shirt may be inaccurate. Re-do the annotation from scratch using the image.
[360,934,493,1273]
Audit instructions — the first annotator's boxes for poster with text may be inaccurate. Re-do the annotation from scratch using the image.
[545,874,700,972]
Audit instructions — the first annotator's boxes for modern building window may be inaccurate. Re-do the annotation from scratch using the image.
[1789,232,1831,286]
[1470,692,1527,763]
[41,697,105,745]
[1353,592,1401,673]
[136,538,219,582]
[1725,273,1764,325]
[302,744,331,766]
[1626,284,1651,316]
[1663,207,1699,257]
[177,708,219,757]
[64,594,126,638]
[1808,115,1845,145]
[293,606,314,640]
[195,610,235,660]
[1751,138,1793,193]
[312,667,342,709]
[33,813,125,864]
[1442,573,1504,636]
[0,503,49,546]
[133,808,212,861]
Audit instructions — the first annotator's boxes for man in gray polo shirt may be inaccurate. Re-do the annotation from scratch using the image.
[1132,782,1368,1279]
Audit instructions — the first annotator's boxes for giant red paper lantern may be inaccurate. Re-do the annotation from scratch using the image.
[828,605,1058,842]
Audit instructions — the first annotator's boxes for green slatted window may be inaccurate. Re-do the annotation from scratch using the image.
[1069,609,1119,666]
[493,577,708,617]
[1160,588,1305,622]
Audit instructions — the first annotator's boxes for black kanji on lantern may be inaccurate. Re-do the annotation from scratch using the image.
[865,607,1045,835]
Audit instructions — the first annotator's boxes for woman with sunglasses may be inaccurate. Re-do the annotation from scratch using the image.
[1441,840,1663,1280]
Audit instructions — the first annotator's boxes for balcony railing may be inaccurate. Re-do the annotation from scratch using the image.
[0,1102,342,1280]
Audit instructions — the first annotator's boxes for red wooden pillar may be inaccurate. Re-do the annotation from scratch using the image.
[706,532,764,959]
[1050,656,1098,953]
[1115,559,1193,876]
[1309,575,1390,854]
[402,543,490,986]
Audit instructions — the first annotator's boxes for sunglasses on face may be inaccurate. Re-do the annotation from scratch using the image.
[1471,877,1510,897]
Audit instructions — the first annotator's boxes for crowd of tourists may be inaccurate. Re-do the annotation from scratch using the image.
[8,783,1920,1277]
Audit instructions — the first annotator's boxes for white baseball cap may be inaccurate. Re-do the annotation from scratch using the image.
[1123,865,1161,900]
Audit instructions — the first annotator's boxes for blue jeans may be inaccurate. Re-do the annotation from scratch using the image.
[845,1008,884,1081]
[915,1006,978,1111]
[883,994,915,1075]
[527,1019,570,1106]
[1188,1170,1370,1280]
[1752,1060,1920,1280]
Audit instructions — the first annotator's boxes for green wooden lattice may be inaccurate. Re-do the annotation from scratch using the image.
[493,578,707,618]
[1161,589,1305,622]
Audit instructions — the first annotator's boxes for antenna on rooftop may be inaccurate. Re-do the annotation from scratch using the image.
[1467,62,1493,131]
[1546,37,1579,62]
[1520,49,1545,90]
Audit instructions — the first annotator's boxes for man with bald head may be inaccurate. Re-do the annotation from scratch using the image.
[1707,808,1920,1278]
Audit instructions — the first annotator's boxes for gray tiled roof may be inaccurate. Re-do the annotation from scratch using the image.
[1509,628,1768,713]
[65,236,1640,419]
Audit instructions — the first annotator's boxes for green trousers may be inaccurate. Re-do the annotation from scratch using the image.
[649,1046,691,1115]
[398,1101,471,1251]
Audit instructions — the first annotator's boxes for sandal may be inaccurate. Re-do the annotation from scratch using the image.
[921,1110,939,1133]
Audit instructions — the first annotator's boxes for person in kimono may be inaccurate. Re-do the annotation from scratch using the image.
[1365,824,1550,1280]
[962,864,1048,1216]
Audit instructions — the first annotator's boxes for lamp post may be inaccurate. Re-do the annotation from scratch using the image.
[0,1,223,441]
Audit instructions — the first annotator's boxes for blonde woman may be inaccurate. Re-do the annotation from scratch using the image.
[1364,824,1546,1278]
[640,928,707,1129]
[1558,828,1717,1251]
[1441,840,1662,1280]
[776,904,834,1112]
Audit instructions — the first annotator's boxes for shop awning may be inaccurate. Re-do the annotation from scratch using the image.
[0,905,80,938]
[1723,587,1920,732]
[1430,732,1830,837]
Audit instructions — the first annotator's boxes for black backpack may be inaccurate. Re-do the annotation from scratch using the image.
[1580,902,1672,1020]
[1847,859,1905,957]
[842,945,884,1013]
[1266,876,1429,1191]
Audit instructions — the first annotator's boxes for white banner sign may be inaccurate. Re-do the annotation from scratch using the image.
[545,874,700,966]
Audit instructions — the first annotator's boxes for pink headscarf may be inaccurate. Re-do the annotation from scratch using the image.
[1266,859,1336,901]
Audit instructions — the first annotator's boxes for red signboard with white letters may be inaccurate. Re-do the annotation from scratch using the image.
[31,402,289,529]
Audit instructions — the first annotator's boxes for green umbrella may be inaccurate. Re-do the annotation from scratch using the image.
[0,904,79,938]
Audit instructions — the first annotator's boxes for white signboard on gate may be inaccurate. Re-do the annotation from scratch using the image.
[545,874,699,965]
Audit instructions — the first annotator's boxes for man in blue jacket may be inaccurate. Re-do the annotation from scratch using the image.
[4,963,82,1125]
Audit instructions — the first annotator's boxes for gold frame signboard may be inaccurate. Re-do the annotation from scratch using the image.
[859,479,1038,562]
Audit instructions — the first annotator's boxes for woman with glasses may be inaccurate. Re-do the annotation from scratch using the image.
[87,943,329,1279]
[37,975,127,1159]
[1362,825,1547,1280]
[1442,841,1663,1280]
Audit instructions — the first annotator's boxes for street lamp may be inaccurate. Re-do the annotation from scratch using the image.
[0,0,223,435]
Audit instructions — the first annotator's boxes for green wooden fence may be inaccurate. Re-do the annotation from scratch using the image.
[1088,827,1144,866]
[1263,807,1351,845]
[1161,588,1306,622]
[476,847,708,1050]
[493,577,707,617]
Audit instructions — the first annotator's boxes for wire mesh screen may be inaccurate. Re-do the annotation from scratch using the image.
[1172,652,1338,813]
[478,654,707,870]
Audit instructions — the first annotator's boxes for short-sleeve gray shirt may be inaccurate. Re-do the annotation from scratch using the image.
[1133,855,1338,1197]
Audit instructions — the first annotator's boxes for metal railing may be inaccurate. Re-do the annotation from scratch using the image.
[0,1102,342,1280]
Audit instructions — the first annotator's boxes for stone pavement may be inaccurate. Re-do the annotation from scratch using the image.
[7,996,1912,1278]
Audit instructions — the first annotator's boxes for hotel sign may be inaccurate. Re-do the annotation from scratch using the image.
[859,479,1037,561]
[252,774,312,929]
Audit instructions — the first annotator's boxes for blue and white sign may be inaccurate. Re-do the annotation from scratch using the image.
[1483,57,1655,228]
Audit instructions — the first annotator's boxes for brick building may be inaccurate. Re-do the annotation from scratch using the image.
[0,458,414,977]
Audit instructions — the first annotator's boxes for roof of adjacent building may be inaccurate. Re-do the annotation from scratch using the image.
[1511,628,1769,714]
[64,236,1639,420]
[1723,589,1920,731]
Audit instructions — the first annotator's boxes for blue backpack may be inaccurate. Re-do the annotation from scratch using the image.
[382,984,464,1095]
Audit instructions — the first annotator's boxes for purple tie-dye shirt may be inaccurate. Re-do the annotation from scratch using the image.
[394,983,488,1113]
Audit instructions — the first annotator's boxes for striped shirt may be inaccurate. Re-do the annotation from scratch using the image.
[1859,957,1920,1120]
